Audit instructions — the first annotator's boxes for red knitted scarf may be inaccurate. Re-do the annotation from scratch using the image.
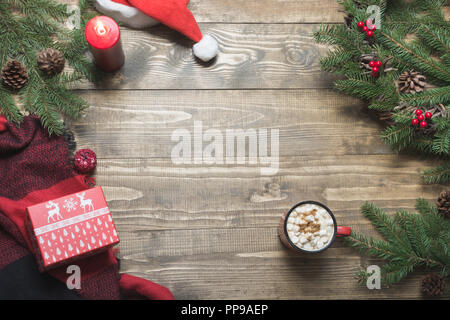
[0,116,173,300]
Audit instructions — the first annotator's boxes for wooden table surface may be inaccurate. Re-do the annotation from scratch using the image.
[69,0,448,299]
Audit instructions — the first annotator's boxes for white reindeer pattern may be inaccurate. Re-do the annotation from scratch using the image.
[46,201,63,223]
[76,192,94,212]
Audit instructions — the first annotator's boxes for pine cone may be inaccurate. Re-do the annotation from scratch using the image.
[398,70,426,93]
[37,48,65,76]
[1,60,28,90]
[421,273,446,297]
[437,190,450,218]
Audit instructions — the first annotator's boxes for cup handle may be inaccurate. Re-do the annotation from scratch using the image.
[336,226,351,237]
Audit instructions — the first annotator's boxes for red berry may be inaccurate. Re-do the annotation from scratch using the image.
[425,112,432,119]
[420,121,428,128]
[366,30,374,37]
[370,25,377,31]
[371,71,378,78]
[368,61,376,67]
[363,26,369,32]
[417,114,425,121]
[365,19,372,26]
[74,149,97,174]
[372,66,379,73]
[411,118,419,126]
[357,21,364,28]
[375,60,382,67]
[415,109,423,115]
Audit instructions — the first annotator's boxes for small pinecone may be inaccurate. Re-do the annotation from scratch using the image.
[421,273,446,297]
[398,70,426,93]
[359,53,378,71]
[37,48,65,76]
[436,190,450,218]
[1,60,28,90]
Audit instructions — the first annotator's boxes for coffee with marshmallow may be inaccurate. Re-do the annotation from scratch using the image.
[285,203,335,251]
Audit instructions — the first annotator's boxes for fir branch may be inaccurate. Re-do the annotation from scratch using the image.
[346,201,449,287]
[314,1,450,183]
[400,86,450,106]
[0,0,101,135]
[378,30,450,83]
[0,86,22,124]
[421,161,450,184]
[360,202,413,254]
[418,23,450,55]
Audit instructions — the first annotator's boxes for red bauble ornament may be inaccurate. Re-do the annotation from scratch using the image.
[363,26,369,32]
[415,109,423,115]
[366,30,374,37]
[357,21,364,28]
[375,60,382,67]
[411,118,419,126]
[369,61,376,67]
[417,114,425,121]
[372,66,379,73]
[425,112,432,119]
[420,121,428,128]
[74,149,97,173]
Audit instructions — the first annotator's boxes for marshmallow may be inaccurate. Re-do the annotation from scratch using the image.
[286,203,335,251]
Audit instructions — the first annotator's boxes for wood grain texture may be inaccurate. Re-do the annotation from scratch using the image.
[63,0,344,23]
[73,89,447,299]
[75,24,336,90]
[95,155,443,299]
[73,89,390,157]
[61,0,450,299]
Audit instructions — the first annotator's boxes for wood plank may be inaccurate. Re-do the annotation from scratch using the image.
[97,155,444,234]
[117,227,429,299]
[72,89,391,157]
[74,24,337,90]
[64,0,449,24]
[188,0,344,23]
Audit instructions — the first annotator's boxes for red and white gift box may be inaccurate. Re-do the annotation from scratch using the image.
[26,186,120,271]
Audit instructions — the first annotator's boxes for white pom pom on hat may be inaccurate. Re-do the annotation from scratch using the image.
[95,0,219,62]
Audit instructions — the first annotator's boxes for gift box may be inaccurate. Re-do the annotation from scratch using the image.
[26,186,120,271]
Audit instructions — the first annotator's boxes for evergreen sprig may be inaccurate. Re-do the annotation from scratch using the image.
[314,0,450,184]
[346,201,450,286]
[0,0,102,135]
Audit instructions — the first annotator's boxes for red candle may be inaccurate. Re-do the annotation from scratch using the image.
[85,16,125,72]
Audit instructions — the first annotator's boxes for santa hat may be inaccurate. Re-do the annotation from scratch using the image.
[95,0,219,62]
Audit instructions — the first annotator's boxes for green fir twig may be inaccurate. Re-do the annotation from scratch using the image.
[0,0,102,135]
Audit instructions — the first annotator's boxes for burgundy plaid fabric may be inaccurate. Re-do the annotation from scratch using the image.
[0,116,173,300]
